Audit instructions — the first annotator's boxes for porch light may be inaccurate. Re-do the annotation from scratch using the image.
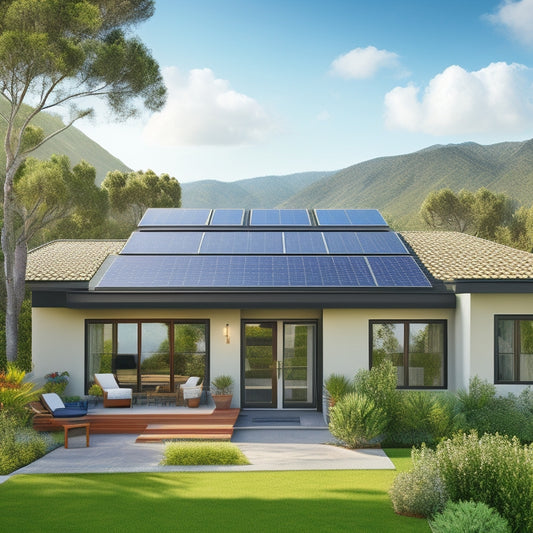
[224,323,230,344]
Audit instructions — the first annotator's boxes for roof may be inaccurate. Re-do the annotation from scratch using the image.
[26,240,126,281]
[401,231,533,282]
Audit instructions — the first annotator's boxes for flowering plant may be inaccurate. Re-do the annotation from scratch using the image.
[44,371,69,394]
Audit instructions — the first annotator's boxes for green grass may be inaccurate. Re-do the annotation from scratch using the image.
[162,441,250,465]
[0,449,428,533]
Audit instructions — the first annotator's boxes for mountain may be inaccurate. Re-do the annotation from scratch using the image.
[0,99,131,184]
[181,171,334,208]
[280,140,533,228]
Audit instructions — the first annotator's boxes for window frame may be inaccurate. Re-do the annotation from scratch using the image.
[85,319,210,393]
[494,315,533,384]
[369,319,448,389]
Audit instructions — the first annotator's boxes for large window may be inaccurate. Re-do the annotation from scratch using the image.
[370,320,447,388]
[495,316,533,383]
[86,320,208,393]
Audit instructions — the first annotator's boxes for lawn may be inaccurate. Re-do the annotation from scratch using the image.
[0,449,429,533]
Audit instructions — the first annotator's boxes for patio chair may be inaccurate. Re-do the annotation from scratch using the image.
[181,376,202,407]
[41,393,88,418]
[94,373,133,408]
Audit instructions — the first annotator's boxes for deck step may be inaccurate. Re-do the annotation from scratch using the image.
[136,432,232,442]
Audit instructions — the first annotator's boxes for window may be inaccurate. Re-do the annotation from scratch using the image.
[370,320,447,388]
[495,316,533,383]
[86,320,208,393]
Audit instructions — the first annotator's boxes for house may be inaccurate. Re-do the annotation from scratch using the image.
[26,208,533,409]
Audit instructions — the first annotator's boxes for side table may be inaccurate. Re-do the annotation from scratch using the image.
[63,422,90,449]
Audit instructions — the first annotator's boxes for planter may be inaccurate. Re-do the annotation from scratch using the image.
[186,397,201,408]
[212,394,232,410]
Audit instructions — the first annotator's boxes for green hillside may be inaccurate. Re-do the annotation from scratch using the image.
[181,171,334,208]
[280,140,533,228]
[0,99,131,184]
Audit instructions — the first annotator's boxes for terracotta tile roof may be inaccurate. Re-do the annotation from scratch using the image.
[26,240,125,281]
[400,231,533,282]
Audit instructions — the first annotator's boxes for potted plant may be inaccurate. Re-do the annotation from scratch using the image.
[88,383,103,406]
[44,371,70,395]
[211,374,234,410]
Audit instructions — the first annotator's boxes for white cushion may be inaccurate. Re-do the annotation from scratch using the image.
[94,373,119,389]
[106,388,132,400]
[183,386,202,399]
[41,393,65,412]
[183,376,200,387]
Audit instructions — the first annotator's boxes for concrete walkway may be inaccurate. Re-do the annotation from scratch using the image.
[0,411,394,483]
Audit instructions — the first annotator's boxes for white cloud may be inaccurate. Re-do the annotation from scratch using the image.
[330,46,400,79]
[143,67,276,146]
[384,62,533,135]
[487,0,533,45]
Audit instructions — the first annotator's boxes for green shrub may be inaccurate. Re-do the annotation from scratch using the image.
[435,431,533,533]
[389,445,448,518]
[329,392,387,448]
[0,411,54,474]
[388,391,457,446]
[0,363,42,421]
[353,360,399,435]
[161,441,250,466]
[430,501,510,533]
[323,373,352,405]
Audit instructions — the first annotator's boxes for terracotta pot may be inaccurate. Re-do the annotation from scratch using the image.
[186,397,200,408]
[212,394,232,410]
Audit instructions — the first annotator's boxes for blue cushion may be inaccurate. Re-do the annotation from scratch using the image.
[52,407,87,418]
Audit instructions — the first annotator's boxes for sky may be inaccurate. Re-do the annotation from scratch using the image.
[76,0,533,183]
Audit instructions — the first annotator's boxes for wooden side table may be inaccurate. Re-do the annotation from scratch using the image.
[63,423,90,449]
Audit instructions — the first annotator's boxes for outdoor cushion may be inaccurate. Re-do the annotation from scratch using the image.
[41,393,87,417]
[106,388,132,400]
[181,377,202,399]
[50,407,88,418]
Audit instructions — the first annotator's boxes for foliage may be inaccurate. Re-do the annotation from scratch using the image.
[88,384,102,397]
[434,431,533,533]
[389,446,448,518]
[0,363,42,420]
[388,391,457,447]
[0,411,55,474]
[353,360,399,435]
[211,375,233,395]
[429,501,510,533]
[328,392,388,448]
[323,373,352,404]
[0,295,32,371]
[43,370,69,394]
[161,441,250,466]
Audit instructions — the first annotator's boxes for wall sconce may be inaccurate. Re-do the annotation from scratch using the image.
[224,323,230,344]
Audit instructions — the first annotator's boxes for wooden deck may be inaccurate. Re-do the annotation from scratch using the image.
[33,406,240,442]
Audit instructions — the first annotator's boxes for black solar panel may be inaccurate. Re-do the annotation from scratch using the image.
[210,209,245,225]
[139,208,211,226]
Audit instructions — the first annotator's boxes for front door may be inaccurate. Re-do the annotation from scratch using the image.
[242,321,317,408]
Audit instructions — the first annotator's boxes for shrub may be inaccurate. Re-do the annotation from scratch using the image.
[435,431,533,533]
[323,373,352,405]
[430,501,510,533]
[328,392,387,448]
[0,363,42,420]
[161,441,249,466]
[389,445,447,518]
[388,391,456,447]
[353,360,398,435]
[0,411,54,474]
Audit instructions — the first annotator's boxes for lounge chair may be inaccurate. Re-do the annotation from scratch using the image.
[41,393,88,418]
[94,373,133,407]
[181,376,202,407]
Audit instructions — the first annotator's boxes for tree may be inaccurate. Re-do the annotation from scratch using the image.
[0,0,166,361]
[102,169,181,229]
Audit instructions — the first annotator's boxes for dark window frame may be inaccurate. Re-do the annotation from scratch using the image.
[494,315,533,384]
[369,319,448,389]
[85,319,210,393]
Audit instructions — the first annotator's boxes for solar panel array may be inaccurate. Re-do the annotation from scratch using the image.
[97,208,433,290]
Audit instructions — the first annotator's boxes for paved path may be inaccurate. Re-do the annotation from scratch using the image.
[1,428,394,482]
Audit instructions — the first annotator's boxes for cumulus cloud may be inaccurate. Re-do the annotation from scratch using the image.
[384,62,533,135]
[487,0,533,45]
[330,46,400,79]
[143,67,276,146]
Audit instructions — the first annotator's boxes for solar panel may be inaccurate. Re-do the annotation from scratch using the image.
[200,232,284,254]
[250,209,311,226]
[284,232,327,254]
[139,208,211,227]
[356,232,408,254]
[323,232,363,254]
[210,209,245,225]
[121,232,203,254]
[94,255,380,289]
[315,209,388,227]
[366,256,431,287]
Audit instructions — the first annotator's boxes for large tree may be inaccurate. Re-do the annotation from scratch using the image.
[0,0,166,361]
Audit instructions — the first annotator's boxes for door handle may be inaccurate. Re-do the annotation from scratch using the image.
[276,360,283,379]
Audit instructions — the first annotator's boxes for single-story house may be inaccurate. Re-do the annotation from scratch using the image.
[26,208,533,409]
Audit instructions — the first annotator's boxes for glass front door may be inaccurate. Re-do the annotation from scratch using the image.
[242,321,316,408]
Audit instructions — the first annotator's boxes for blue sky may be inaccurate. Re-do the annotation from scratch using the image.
[77,0,533,182]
